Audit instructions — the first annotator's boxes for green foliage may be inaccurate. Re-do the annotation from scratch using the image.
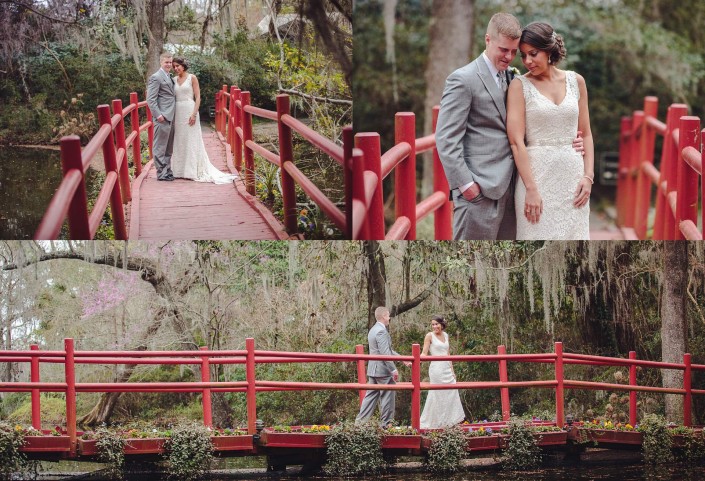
[502,419,541,470]
[95,427,125,478]
[0,421,34,480]
[424,425,467,473]
[638,414,674,464]
[164,422,213,481]
[323,421,384,476]
[9,396,67,426]
[674,427,705,464]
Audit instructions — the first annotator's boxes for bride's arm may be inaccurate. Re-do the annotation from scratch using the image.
[507,79,542,224]
[421,333,432,357]
[190,75,202,125]
[574,74,594,208]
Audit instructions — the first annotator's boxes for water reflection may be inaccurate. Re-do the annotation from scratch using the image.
[0,147,98,239]
[28,461,705,481]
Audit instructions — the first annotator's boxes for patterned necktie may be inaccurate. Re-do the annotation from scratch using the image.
[497,71,507,93]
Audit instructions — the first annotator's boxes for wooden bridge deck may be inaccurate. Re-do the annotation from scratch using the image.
[128,129,288,240]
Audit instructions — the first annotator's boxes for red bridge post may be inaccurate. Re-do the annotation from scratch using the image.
[228,86,236,153]
[664,105,689,239]
[277,94,298,234]
[30,344,41,430]
[355,133,385,239]
[634,97,658,239]
[246,338,257,434]
[625,111,644,230]
[432,106,452,240]
[65,338,77,456]
[129,93,143,177]
[654,106,678,239]
[112,99,132,203]
[684,353,692,426]
[675,116,701,240]
[498,345,510,421]
[233,88,243,171]
[61,136,90,239]
[97,105,127,240]
[616,117,632,227]
[146,106,154,160]
[395,113,417,239]
[356,344,366,405]
[629,351,637,426]
[200,346,212,427]
[241,92,256,196]
[343,126,353,240]
[411,343,421,430]
[554,342,564,427]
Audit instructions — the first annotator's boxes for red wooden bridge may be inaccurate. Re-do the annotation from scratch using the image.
[352,97,704,240]
[34,87,352,240]
[1,339,702,468]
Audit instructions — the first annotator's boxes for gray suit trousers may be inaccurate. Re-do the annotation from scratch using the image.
[153,119,175,179]
[452,181,517,240]
[355,375,396,427]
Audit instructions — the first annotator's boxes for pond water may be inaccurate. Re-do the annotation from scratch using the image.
[27,459,705,481]
[0,146,98,239]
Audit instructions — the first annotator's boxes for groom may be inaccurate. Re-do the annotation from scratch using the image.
[147,52,176,181]
[355,306,409,427]
[435,13,522,240]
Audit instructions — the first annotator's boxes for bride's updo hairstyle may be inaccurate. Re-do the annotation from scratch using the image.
[432,315,447,330]
[172,57,189,71]
[521,22,566,65]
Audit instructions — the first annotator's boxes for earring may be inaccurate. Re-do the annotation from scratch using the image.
[549,59,552,64]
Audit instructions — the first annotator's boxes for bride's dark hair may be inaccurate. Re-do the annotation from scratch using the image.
[431,315,447,330]
[521,22,566,65]
[172,57,189,71]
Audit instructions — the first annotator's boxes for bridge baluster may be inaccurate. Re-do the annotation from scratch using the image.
[432,106,452,240]
[675,116,700,239]
[411,343,421,430]
[498,345,510,422]
[30,345,41,430]
[395,112,417,239]
[277,94,297,234]
[65,338,77,457]
[684,353,692,426]
[344,126,353,240]
[130,92,142,177]
[634,97,658,239]
[97,105,127,240]
[555,342,564,427]
[241,92,256,197]
[356,344,365,405]
[629,351,637,426]
[246,338,257,435]
[112,99,132,204]
[201,346,213,427]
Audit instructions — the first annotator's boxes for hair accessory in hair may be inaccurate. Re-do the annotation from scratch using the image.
[551,31,557,40]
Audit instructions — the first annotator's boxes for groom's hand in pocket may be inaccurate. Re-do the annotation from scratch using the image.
[461,183,481,202]
[157,115,165,123]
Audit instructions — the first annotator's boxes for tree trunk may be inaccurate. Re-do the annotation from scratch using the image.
[363,240,387,328]
[661,241,688,423]
[421,0,474,199]
[146,0,174,77]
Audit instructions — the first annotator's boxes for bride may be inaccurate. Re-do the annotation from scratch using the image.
[419,315,465,429]
[507,22,593,240]
[170,57,238,184]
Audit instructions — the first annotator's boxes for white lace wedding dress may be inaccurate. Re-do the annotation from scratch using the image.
[170,74,238,184]
[419,332,465,429]
[514,71,589,239]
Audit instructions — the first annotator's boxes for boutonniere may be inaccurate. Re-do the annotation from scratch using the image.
[508,66,521,77]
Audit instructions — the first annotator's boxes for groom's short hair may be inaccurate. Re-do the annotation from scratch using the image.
[375,306,389,321]
[160,52,173,61]
[487,13,521,40]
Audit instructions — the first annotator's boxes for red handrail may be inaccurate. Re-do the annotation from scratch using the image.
[617,96,703,240]
[35,93,153,240]
[215,85,351,238]
[1,338,701,448]
[353,106,452,240]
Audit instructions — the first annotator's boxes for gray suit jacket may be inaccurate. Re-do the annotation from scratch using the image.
[146,69,175,122]
[435,55,515,200]
[366,322,399,378]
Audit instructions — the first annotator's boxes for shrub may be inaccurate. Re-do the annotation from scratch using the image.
[0,422,35,480]
[164,422,213,481]
[638,414,673,465]
[424,425,466,473]
[502,419,541,470]
[323,421,384,476]
[95,427,125,478]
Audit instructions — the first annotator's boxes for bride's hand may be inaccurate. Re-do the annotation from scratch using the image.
[188,114,196,126]
[573,177,592,207]
[524,188,543,224]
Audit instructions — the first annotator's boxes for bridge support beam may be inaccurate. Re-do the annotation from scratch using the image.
[201,346,212,427]
[629,351,637,426]
[356,344,366,405]
[411,343,421,430]
[498,345,510,422]
[65,338,77,457]
[555,342,564,427]
[31,344,41,430]
[246,338,257,435]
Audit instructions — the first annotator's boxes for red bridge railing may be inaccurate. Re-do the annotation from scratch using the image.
[617,96,704,240]
[352,106,452,240]
[215,86,352,238]
[1,339,701,457]
[35,93,154,240]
